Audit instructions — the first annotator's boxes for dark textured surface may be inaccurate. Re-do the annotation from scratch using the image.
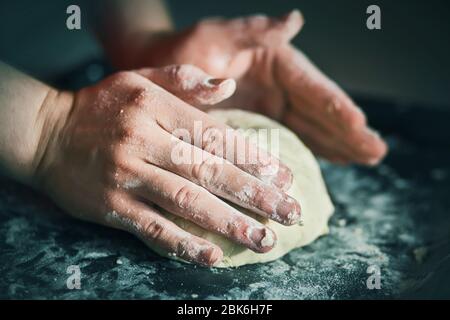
[1,134,449,299]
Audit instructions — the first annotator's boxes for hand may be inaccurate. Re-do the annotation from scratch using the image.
[34,65,301,266]
[122,10,387,165]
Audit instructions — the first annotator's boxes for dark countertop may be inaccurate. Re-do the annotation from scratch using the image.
[1,133,449,299]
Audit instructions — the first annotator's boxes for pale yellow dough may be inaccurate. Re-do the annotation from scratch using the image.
[157,109,334,267]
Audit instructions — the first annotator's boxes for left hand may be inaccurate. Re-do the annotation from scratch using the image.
[114,10,388,165]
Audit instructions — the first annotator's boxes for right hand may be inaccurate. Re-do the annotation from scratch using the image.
[116,11,387,166]
[34,65,301,266]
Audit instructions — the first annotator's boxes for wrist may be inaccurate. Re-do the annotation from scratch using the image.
[31,89,74,190]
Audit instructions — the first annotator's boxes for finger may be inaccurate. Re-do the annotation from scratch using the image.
[283,110,353,163]
[284,110,387,165]
[292,104,387,165]
[105,195,223,267]
[285,95,387,164]
[276,45,367,131]
[134,161,277,253]
[232,10,304,48]
[136,77,293,190]
[276,46,388,164]
[141,124,300,225]
[280,9,305,42]
[135,64,236,106]
[296,133,350,165]
[287,85,368,136]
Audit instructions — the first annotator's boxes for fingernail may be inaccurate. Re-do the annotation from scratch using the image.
[361,129,388,163]
[246,226,276,253]
[271,163,293,191]
[207,78,228,86]
[276,194,301,225]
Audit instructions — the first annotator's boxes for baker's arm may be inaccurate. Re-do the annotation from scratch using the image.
[90,0,174,69]
[0,62,301,266]
[0,61,71,185]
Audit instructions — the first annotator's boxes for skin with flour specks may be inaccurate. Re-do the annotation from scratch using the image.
[98,3,387,166]
[28,66,302,267]
[157,109,334,268]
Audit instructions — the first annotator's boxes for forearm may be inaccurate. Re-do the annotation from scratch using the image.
[91,0,174,69]
[0,61,72,185]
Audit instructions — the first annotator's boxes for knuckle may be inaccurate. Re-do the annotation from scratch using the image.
[191,20,210,35]
[173,185,201,209]
[325,95,343,113]
[247,14,270,30]
[201,125,224,155]
[142,219,166,241]
[107,163,138,189]
[116,114,147,144]
[110,71,141,85]
[191,157,224,187]
[252,185,267,208]
[169,64,195,82]
[126,86,150,106]
[176,238,191,256]
[103,189,120,209]
[109,143,129,168]
[189,18,223,40]
[225,216,246,239]
[120,121,139,140]
[326,94,367,130]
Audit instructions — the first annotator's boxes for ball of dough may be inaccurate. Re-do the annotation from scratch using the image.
[154,109,334,267]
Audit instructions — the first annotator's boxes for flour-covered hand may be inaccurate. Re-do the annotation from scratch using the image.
[117,10,387,165]
[34,66,301,266]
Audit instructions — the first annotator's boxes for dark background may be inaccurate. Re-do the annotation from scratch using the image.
[0,0,449,106]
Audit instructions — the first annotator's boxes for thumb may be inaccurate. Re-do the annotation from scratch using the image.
[281,10,304,42]
[134,64,236,106]
[233,10,304,48]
